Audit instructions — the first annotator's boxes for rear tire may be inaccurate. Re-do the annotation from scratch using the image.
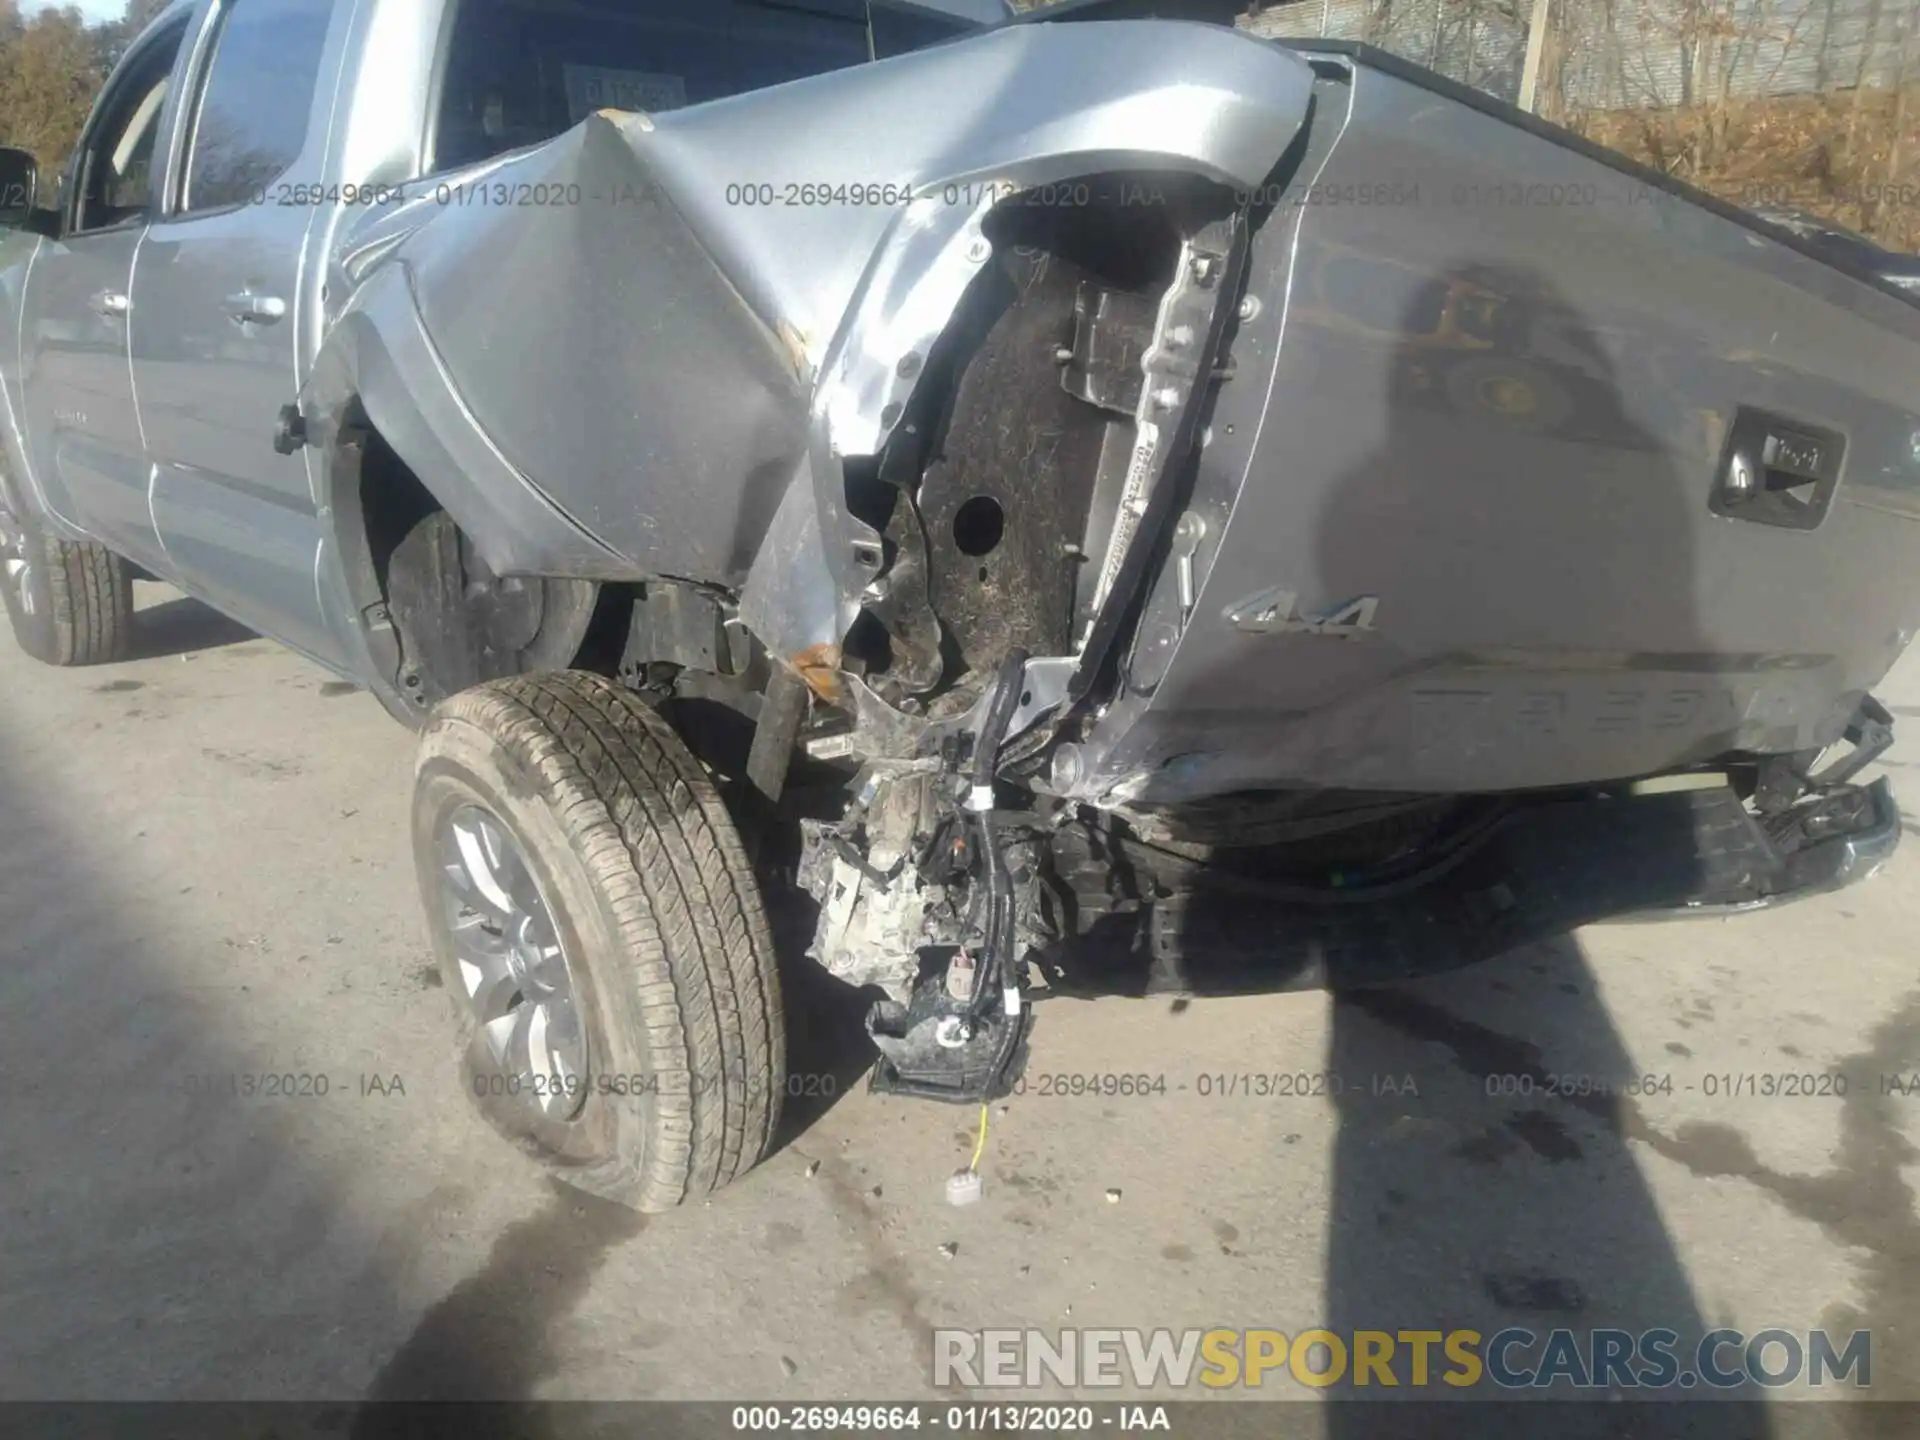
[0,498,134,667]
[412,670,786,1212]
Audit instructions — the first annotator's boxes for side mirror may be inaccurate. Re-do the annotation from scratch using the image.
[0,147,39,227]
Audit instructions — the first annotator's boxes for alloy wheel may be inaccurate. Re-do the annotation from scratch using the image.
[435,803,589,1121]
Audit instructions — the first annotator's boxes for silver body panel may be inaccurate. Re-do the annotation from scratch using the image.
[17,226,157,571]
[1069,54,1920,801]
[131,0,355,669]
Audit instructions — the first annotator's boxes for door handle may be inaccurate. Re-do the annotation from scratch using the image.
[223,291,287,326]
[92,290,129,318]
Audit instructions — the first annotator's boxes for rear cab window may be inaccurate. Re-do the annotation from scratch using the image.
[429,0,979,173]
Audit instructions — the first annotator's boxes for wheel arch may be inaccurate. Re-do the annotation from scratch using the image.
[309,336,616,722]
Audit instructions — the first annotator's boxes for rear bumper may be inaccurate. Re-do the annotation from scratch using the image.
[1675,775,1901,917]
[1127,778,1901,992]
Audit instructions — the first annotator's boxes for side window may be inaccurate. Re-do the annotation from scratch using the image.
[180,0,335,214]
[72,26,186,235]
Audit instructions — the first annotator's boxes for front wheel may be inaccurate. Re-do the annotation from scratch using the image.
[412,671,786,1212]
[0,494,133,667]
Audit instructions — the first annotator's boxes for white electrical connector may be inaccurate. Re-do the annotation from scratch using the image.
[947,1105,990,1206]
[945,950,978,1003]
[966,783,996,812]
[1003,986,1022,1017]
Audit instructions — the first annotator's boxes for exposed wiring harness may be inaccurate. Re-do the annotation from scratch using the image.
[966,650,1033,1099]
[966,649,1029,1024]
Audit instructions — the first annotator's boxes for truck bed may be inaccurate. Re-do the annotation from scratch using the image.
[1066,42,1920,803]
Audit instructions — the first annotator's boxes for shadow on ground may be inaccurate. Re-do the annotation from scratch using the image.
[127,590,257,661]
[0,680,647,1421]
[0,721,390,1400]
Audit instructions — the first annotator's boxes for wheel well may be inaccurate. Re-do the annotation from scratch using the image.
[357,418,441,601]
[334,402,607,711]
[840,172,1214,705]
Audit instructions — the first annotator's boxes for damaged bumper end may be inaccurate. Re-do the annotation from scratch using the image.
[1678,774,1900,916]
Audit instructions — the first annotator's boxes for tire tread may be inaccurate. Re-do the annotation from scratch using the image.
[5,529,133,667]
[425,671,783,1211]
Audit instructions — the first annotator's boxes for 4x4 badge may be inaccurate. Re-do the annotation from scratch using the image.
[1226,588,1379,640]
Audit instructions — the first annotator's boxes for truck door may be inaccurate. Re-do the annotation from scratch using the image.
[132,0,345,669]
[17,16,187,577]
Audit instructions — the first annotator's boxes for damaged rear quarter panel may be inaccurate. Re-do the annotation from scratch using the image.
[311,19,1312,653]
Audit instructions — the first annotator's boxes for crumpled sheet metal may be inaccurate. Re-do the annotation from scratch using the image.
[319,19,1314,657]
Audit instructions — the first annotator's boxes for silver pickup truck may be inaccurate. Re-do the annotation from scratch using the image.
[0,0,1912,1212]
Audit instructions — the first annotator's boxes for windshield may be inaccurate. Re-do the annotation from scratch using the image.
[434,0,977,172]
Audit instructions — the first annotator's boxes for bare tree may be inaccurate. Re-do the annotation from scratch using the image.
[1876,1,1919,233]
[1851,0,1890,154]
[1813,0,1841,88]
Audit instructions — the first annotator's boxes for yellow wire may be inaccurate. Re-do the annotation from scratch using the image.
[969,1102,989,1173]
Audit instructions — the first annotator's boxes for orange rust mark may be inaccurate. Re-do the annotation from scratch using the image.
[792,643,845,706]
[593,107,655,132]
[776,319,812,382]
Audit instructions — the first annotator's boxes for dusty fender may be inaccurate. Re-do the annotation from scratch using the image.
[302,18,1313,660]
